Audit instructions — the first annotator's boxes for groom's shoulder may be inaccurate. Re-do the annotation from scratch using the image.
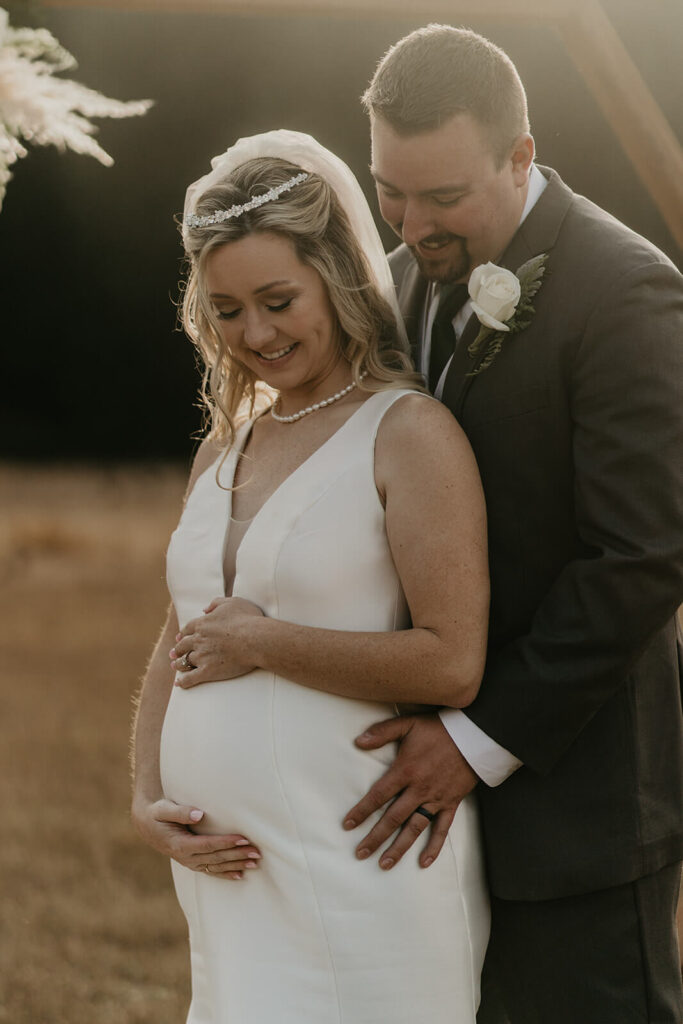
[546,168,678,277]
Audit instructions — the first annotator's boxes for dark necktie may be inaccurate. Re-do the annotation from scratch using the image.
[428,283,469,393]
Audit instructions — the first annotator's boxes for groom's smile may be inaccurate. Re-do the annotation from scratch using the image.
[412,232,470,283]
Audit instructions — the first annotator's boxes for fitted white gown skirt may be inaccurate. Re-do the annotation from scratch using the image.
[160,390,490,1023]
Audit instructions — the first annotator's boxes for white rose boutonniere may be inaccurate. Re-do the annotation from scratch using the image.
[467,253,548,375]
[469,263,521,331]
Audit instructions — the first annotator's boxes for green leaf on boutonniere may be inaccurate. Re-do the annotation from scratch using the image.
[467,253,548,376]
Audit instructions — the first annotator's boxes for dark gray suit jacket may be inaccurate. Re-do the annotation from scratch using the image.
[390,168,683,901]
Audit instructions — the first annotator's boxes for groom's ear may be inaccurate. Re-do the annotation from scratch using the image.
[509,134,535,186]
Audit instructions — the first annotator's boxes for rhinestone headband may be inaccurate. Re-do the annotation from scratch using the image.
[185,171,309,229]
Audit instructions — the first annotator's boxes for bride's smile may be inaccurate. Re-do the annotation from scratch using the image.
[256,342,296,362]
[205,231,352,415]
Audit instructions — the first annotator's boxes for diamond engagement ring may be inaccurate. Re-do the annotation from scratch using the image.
[180,653,195,671]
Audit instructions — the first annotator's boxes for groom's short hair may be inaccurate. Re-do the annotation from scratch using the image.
[362,25,530,167]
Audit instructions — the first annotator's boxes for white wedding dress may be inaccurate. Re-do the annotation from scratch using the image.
[160,388,490,1024]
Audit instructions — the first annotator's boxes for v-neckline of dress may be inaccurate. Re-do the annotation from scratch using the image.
[218,393,379,598]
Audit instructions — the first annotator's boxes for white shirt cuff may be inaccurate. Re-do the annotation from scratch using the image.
[439,709,523,787]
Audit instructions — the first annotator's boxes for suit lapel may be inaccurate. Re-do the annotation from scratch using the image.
[392,248,430,367]
[442,168,574,418]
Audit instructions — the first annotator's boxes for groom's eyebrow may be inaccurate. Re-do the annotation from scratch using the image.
[423,185,469,196]
[371,169,468,196]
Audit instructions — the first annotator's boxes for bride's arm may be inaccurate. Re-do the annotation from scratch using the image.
[173,397,489,708]
[131,440,262,878]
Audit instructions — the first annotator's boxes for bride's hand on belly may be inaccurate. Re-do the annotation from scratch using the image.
[170,597,264,688]
[131,796,262,879]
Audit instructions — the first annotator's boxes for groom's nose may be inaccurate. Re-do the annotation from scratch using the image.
[400,199,437,247]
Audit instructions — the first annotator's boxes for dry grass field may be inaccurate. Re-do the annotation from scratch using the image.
[1,463,680,1023]
[0,462,190,1023]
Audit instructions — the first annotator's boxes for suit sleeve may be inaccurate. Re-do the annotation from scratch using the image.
[464,258,683,775]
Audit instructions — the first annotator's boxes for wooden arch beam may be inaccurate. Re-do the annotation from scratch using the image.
[556,1,683,250]
[40,0,571,14]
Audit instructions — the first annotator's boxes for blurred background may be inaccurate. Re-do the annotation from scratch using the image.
[0,1,680,1021]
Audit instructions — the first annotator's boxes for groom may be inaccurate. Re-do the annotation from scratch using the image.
[345,25,683,1022]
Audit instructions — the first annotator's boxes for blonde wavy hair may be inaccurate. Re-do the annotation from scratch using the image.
[181,157,423,448]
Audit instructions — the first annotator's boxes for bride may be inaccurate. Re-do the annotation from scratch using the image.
[131,130,490,1023]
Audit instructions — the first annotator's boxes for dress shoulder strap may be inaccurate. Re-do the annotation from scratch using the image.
[354,388,433,445]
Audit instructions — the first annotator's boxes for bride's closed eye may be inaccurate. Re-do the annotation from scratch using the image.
[216,298,292,321]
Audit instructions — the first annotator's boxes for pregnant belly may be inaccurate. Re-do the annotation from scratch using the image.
[159,671,396,843]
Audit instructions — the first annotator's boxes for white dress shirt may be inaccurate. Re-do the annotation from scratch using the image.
[430,164,548,786]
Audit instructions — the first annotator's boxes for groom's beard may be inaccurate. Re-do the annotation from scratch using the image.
[409,233,471,284]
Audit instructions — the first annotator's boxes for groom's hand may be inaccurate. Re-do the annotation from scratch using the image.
[343,714,478,869]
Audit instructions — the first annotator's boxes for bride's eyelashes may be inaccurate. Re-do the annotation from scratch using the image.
[216,298,293,321]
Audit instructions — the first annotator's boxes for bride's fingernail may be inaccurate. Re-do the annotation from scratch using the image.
[247,851,261,859]
[176,633,182,641]
[189,809,204,822]
[343,818,356,830]
[244,861,258,869]
[234,839,249,846]
[422,856,434,868]
[169,649,176,659]
[356,847,370,860]
[229,871,243,880]
[380,857,394,870]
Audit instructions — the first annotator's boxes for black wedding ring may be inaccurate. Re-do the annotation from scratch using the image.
[415,805,436,822]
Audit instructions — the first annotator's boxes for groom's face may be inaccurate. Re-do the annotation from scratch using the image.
[370,113,531,284]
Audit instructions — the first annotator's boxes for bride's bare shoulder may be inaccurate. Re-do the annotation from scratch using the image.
[374,390,479,499]
[377,391,469,453]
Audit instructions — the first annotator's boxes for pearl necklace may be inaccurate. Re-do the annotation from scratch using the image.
[271,377,362,424]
